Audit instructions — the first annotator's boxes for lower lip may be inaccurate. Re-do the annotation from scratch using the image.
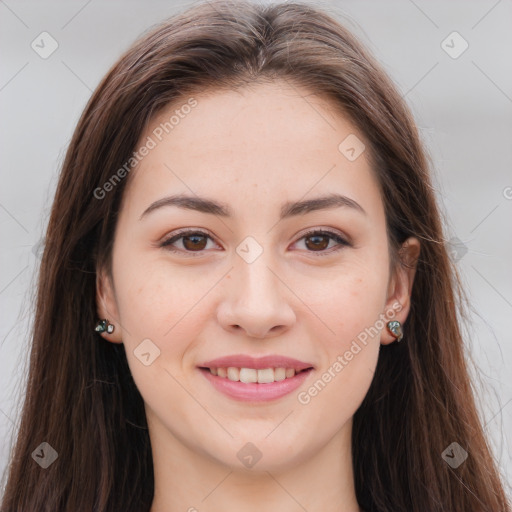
[199,368,313,402]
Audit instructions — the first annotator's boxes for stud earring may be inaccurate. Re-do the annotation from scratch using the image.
[386,320,403,342]
[95,319,115,334]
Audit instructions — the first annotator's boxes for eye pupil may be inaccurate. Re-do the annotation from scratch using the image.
[183,235,207,251]
[305,235,329,251]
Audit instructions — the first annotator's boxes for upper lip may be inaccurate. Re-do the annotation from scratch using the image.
[198,354,314,371]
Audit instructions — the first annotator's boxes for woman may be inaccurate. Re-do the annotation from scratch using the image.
[1,1,509,511]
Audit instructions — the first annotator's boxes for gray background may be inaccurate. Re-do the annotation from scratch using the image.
[1,0,511,498]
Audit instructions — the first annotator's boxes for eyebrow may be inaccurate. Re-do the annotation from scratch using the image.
[139,192,366,221]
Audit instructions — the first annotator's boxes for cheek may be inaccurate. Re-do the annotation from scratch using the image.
[293,259,389,351]
[114,245,187,323]
[112,259,208,405]
[112,253,219,363]
[295,268,386,434]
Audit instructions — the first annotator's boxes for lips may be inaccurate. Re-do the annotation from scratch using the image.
[197,354,314,401]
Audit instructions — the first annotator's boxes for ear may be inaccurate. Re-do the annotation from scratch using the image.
[95,268,123,344]
[381,236,421,345]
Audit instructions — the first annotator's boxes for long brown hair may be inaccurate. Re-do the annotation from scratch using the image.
[1,1,509,510]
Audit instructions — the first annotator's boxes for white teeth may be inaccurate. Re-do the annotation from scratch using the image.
[239,368,258,383]
[274,368,286,381]
[257,368,274,383]
[208,366,302,383]
[285,368,295,378]
[227,367,239,381]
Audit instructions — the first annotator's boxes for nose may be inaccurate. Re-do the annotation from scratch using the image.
[216,253,296,339]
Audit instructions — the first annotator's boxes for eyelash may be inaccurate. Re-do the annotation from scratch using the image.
[160,228,351,257]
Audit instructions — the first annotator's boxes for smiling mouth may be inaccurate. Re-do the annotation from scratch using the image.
[199,366,313,384]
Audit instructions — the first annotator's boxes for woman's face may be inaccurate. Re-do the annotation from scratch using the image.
[97,80,418,472]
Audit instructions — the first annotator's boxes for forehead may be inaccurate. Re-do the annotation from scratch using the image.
[122,80,382,220]
[147,80,357,159]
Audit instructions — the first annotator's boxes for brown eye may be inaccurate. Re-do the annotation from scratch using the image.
[304,233,330,251]
[161,230,216,255]
[181,234,208,251]
[295,230,350,256]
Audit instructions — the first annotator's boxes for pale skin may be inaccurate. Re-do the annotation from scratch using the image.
[96,79,420,512]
